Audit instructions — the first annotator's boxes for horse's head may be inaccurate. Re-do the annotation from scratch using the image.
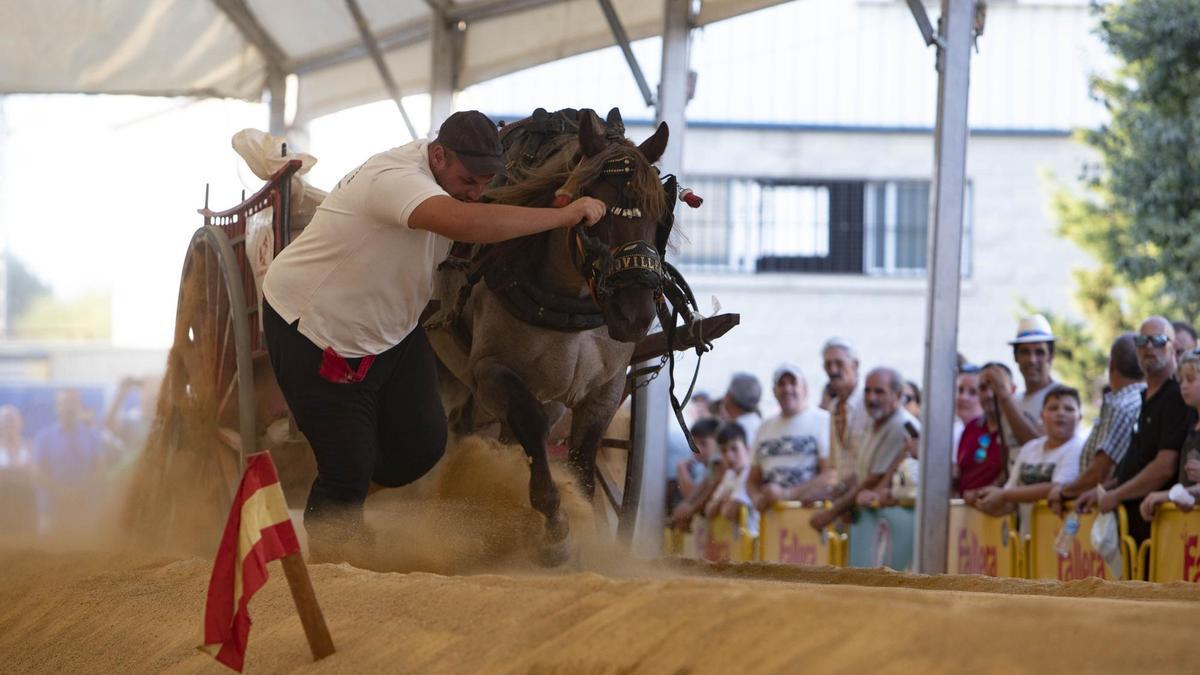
[568,109,671,343]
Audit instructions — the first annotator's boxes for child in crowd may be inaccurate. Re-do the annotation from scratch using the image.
[706,423,753,522]
[888,430,921,504]
[954,363,1009,498]
[676,418,721,501]
[668,422,746,531]
[1140,351,1200,519]
[971,385,1084,532]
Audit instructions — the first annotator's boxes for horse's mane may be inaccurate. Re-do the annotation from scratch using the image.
[487,137,668,224]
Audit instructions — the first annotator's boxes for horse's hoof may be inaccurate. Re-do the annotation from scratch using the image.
[535,537,572,567]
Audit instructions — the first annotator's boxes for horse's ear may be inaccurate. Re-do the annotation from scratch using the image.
[605,107,624,132]
[579,110,607,157]
[638,122,669,164]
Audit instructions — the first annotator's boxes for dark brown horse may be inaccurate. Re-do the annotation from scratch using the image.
[427,108,674,563]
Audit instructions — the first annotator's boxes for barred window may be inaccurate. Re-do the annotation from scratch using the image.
[673,177,972,276]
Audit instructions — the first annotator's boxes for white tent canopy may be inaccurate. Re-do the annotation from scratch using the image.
[2,0,783,122]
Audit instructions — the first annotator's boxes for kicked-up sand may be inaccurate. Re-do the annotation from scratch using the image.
[1,436,1196,673]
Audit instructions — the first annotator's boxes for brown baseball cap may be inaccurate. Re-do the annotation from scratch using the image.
[436,110,504,177]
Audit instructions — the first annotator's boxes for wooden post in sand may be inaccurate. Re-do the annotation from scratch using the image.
[279,553,336,660]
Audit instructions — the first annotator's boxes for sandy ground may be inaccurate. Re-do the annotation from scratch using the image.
[2,548,1198,674]
[2,437,1197,674]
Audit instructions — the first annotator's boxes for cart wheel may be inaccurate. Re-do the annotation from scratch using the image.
[125,226,257,551]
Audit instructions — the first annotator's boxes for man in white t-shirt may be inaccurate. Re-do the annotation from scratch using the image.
[747,364,831,511]
[982,314,1059,469]
[262,111,605,550]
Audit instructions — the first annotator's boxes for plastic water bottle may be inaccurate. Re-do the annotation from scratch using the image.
[1055,513,1080,558]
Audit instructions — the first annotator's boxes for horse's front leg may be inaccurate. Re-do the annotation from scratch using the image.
[472,358,569,565]
[567,372,626,500]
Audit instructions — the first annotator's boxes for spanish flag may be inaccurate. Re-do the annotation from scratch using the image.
[199,452,300,672]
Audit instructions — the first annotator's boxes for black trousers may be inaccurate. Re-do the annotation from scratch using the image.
[263,301,446,539]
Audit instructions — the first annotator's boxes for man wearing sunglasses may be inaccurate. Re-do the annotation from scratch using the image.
[1076,317,1192,551]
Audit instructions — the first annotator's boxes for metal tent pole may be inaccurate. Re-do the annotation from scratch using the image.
[344,0,419,140]
[428,1,462,133]
[267,68,286,137]
[623,0,692,557]
[913,0,977,575]
[597,0,656,107]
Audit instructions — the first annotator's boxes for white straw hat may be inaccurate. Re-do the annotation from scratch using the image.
[1009,314,1056,345]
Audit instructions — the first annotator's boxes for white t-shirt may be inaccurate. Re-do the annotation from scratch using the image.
[734,411,762,448]
[709,464,759,537]
[1006,433,1083,530]
[752,408,830,489]
[263,140,451,357]
[709,465,751,511]
[1001,381,1057,469]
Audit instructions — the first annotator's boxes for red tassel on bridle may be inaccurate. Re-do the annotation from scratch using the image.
[679,187,703,208]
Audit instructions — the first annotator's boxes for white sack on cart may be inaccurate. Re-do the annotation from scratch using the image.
[231,129,328,329]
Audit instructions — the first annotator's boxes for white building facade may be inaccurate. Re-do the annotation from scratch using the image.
[445,0,1109,406]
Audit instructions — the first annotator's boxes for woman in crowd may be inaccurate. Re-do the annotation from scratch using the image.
[954,363,1009,498]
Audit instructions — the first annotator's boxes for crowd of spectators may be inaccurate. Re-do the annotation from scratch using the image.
[667,312,1200,580]
[0,377,156,537]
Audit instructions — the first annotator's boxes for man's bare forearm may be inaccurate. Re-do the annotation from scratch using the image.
[997,393,1040,445]
[411,196,595,242]
[1004,483,1053,503]
[1109,451,1179,502]
[788,478,832,503]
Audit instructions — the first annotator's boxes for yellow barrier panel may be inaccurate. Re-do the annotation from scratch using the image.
[1025,501,1135,581]
[679,530,695,558]
[1145,503,1200,583]
[688,510,754,562]
[947,499,1020,577]
[757,501,839,567]
[663,528,683,556]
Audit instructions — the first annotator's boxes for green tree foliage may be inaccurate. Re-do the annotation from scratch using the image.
[13,293,112,341]
[1038,0,1200,397]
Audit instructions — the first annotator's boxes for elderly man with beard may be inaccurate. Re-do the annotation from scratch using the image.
[822,337,871,484]
[809,367,918,532]
[1076,316,1193,549]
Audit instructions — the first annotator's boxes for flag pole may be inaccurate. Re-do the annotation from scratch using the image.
[279,553,336,661]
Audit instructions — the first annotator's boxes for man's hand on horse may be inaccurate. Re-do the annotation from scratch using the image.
[565,196,606,227]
